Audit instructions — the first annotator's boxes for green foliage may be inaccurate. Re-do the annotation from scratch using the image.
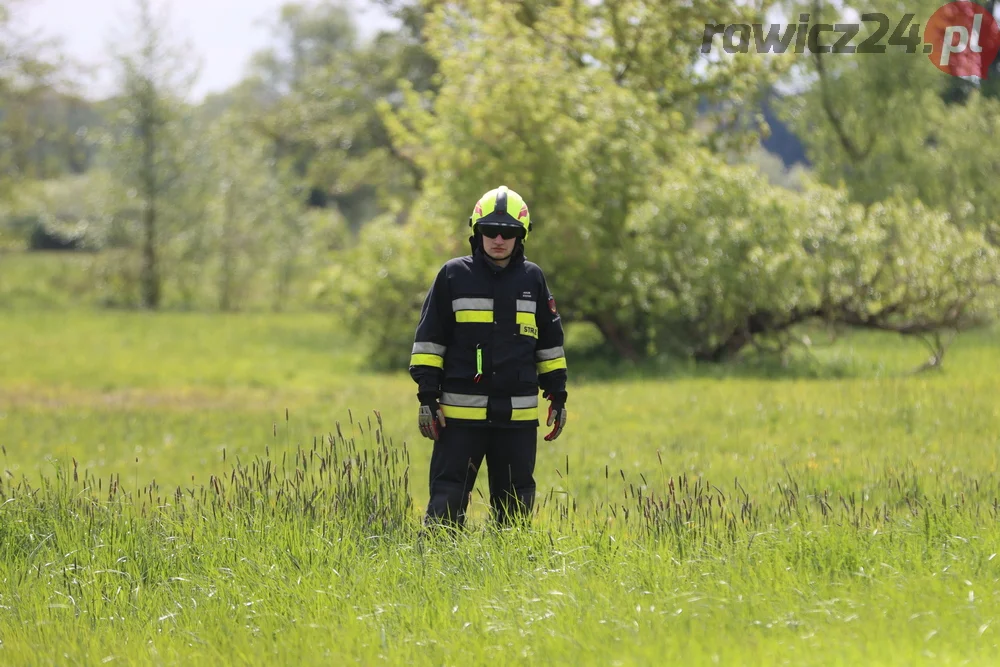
[327,0,998,367]
[90,102,209,308]
[5,0,998,357]
[244,2,427,227]
[777,0,1000,238]
[73,2,345,312]
[319,212,458,369]
[743,145,809,191]
[0,203,30,251]
[89,0,204,308]
[0,87,102,183]
[328,0,776,365]
[0,251,97,308]
[623,158,999,360]
[0,0,76,195]
[918,92,1000,244]
[190,111,325,312]
[3,172,116,249]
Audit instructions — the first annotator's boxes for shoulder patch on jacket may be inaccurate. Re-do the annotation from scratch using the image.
[548,295,558,315]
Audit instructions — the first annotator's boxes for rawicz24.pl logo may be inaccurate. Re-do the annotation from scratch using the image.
[701,1,1000,78]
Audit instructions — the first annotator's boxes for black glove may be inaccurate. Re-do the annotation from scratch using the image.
[417,391,446,441]
[543,390,567,441]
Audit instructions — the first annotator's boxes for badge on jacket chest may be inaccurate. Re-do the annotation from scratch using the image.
[520,323,538,338]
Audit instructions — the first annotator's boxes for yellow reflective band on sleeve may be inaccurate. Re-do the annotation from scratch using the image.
[409,353,444,369]
[455,311,493,323]
[515,312,536,328]
[511,407,538,421]
[536,357,567,374]
[440,404,487,420]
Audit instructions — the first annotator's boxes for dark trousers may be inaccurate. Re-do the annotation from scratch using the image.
[425,424,537,528]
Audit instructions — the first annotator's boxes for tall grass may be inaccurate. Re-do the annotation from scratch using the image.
[2,409,998,665]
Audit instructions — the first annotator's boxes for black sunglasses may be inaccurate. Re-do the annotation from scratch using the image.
[478,224,523,240]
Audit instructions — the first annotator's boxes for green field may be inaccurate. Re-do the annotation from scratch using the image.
[1,254,999,665]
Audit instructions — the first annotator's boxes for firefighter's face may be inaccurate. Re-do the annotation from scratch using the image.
[481,230,517,260]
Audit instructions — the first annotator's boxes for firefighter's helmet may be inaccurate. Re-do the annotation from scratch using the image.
[468,185,531,240]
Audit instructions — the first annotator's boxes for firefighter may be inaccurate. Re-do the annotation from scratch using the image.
[409,185,568,529]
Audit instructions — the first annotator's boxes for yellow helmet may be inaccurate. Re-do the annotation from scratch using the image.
[468,185,532,241]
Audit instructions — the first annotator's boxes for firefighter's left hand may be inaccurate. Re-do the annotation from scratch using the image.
[418,392,446,441]
[543,391,567,441]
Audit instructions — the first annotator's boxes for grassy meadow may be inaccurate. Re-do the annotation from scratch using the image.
[1,253,999,665]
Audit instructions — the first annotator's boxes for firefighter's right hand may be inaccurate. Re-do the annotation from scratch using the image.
[418,398,446,441]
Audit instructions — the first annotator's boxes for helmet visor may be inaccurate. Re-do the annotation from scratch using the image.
[478,223,524,240]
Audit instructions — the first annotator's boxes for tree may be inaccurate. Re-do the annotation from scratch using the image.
[101,0,200,309]
[0,0,109,253]
[625,155,998,362]
[329,0,777,363]
[0,0,68,194]
[243,1,433,228]
[199,110,327,312]
[777,0,1000,239]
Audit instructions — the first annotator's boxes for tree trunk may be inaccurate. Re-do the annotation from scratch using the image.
[693,308,823,362]
[593,315,640,362]
[139,78,160,310]
[141,202,159,308]
[272,254,294,312]
[219,185,235,312]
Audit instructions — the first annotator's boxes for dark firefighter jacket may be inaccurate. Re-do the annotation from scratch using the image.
[409,239,568,428]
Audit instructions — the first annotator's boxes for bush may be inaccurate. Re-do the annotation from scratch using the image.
[320,152,999,369]
[317,211,464,370]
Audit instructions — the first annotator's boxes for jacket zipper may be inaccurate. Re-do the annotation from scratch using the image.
[474,343,483,383]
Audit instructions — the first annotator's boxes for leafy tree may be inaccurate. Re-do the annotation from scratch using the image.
[0,0,108,252]
[329,0,778,363]
[777,0,1000,238]
[0,0,68,193]
[320,211,445,369]
[243,1,434,227]
[99,0,201,308]
[200,110,329,312]
[626,154,998,363]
